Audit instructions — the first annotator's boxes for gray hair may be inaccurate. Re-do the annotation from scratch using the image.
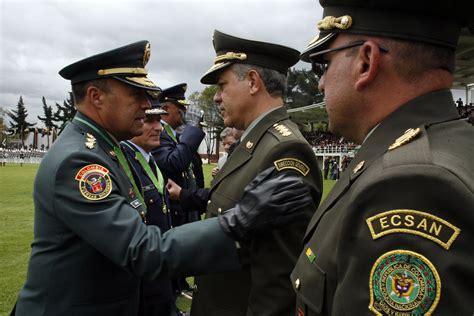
[230,63,287,98]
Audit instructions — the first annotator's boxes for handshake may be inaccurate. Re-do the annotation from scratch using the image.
[182,107,206,128]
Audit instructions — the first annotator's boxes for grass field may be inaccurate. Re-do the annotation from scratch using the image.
[0,163,336,315]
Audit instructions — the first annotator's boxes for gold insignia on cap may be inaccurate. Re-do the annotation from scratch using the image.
[388,128,421,150]
[143,42,151,66]
[85,133,96,149]
[246,141,253,149]
[353,160,365,174]
[182,84,187,92]
[214,52,247,64]
[273,123,292,137]
[177,99,190,106]
[317,15,353,31]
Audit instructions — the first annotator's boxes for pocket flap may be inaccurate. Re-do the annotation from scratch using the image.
[291,252,326,313]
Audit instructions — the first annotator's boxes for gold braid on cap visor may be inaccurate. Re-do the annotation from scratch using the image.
[214,52,247,64]
[97,67,148,76]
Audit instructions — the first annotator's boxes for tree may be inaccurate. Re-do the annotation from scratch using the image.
[286,68,327,130]
[189,86,223,163]
[7,96,36,148]
[54,92,77,133]
[37,97,59,148]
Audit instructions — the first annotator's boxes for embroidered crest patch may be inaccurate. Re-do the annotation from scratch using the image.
[274,158,309,176]
[366,209,461,250]
[75,164,112,201]
[369,250,440,316]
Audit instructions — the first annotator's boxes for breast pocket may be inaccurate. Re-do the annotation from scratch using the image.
[291,251,326,316]
[207,190,238,217]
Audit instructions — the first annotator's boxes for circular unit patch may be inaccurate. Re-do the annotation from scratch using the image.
[369,250,440,315]
[75,164,112,201]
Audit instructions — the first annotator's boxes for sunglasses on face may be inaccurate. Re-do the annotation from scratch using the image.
[309,40,389,78]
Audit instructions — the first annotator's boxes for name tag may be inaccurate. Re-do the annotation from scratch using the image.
[366,209,460,250]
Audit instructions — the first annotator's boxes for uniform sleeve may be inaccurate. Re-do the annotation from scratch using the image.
[334,164,474,315]
[52,151,240,280]
[153,126,205,173]
[247,139,322,316]
[180,188,210,214]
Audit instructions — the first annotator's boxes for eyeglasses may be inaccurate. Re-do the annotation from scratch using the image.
[309,40,389,78]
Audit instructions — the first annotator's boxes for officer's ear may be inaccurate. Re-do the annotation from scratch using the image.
[354,41,383,91]
[86,84,106,109]
[247,69,262,95]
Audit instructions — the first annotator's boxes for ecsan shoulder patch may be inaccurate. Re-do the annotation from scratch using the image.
[75,164,112,201]
[366,209,461,250]
[274,158,309,176]
[369,250,441,316]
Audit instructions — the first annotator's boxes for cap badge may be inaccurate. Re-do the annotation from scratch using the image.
[182,84,187,92]
[388,128,421,150]
[143,42,151,66]
[214,52,247,64]
[246,141,253,149]
[353,160,365,174]
[85,133,96,149]
[317,15,353,31]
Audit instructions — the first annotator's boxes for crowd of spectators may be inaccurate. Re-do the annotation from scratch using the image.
[0,147,47,166]
[301,130,357,154]
[455,98,473,125]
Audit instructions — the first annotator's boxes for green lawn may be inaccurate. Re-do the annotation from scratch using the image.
[0,163,336,315]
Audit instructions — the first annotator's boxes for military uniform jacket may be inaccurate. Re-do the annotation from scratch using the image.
[14,112,240,316]
[191,106,323,316]
[291,90,474,315]
[152,124,205,226]
[122,141,174,302]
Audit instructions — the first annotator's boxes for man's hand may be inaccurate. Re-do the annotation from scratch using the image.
[184,107,205,128]
[218,166,313,241]
[166,179,182,200]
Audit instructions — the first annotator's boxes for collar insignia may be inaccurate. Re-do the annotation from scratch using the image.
[388,128,421,150]
[85,133,96,149]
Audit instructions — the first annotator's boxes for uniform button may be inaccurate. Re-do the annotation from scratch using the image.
[149,199,154,203]
[207,200,211,205]
[295,278,301,290]
[218,208,222,213]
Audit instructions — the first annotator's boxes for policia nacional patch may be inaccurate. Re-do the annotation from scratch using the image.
[75,164,112,201]
[369,250,441,315]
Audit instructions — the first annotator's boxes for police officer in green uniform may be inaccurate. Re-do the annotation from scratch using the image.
[191,31,323,316]
[12,40,314,316]
[291,1,474,315]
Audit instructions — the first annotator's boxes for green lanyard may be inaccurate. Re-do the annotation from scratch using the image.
[162,123,195,178]
[74,117,145,208]
[163,124,178,143]
[122,142,164,195]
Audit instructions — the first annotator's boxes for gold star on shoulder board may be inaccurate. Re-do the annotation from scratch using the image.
[273,123,292,137]
[388,128,421,150]
[353,160,365,174]
[85,133,96,149]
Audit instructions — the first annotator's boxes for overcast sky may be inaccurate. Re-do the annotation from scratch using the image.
[0,0,324,124]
